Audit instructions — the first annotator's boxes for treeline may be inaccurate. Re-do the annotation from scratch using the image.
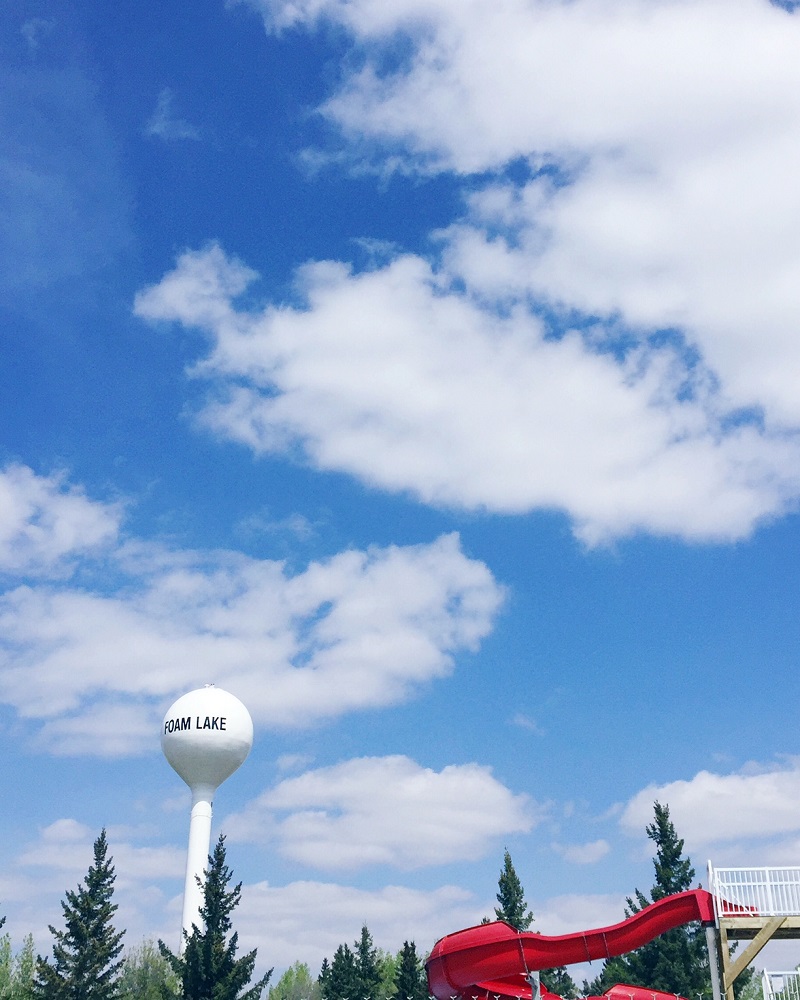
[1,803,748,1000]
[269,931,427,1000]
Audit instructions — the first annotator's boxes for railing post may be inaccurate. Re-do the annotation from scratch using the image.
[765,868,776,916]
[708,861,719,923]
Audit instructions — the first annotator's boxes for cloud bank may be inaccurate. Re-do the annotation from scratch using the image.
[131,0,799,544]
[0,465,504,755]
[621,757,800,863]
[0,465,121,575]
[136,241,800,544]
[228,754,537,869]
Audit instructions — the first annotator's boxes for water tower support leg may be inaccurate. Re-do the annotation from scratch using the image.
[180,789,214,951]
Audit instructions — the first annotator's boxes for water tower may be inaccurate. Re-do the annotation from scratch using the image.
[161,685,253,947]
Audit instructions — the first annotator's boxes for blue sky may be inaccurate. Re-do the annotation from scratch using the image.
[3,0,800,983]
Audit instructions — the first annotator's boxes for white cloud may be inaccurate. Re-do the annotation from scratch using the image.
[234,507,317,542]
[298,0,800,430]
[227,755,537,869]
[0,469,503,754]
[17,819,184,888]
[533,891,627,936]
[511,713,543,735]
[552,840,611,865]
[620,758,800,855]
[0,464,120,575]
[34,702,162,757]
[235,879,481,976]
[270,0,800,174]
[136,244,800,544]
[145,88,200,141]
[276,752,315,773]
[20,17,55,51]
[176,0,800,543]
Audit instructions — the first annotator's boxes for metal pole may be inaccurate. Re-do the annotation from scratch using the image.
[180,783,215,951]
[705,926,723,1000]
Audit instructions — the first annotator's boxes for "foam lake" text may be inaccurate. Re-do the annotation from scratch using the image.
[164,716,227,734]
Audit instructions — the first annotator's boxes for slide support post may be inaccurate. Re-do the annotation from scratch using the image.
[705,926,723,1000]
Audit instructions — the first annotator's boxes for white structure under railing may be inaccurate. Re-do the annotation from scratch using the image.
[762,971,800,1000]
[709,864,800,919]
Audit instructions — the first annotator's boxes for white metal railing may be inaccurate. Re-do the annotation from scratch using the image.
[708,863,800,918]
[762,971,800,1000]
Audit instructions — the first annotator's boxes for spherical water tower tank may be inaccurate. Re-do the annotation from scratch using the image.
[161,685,253,947]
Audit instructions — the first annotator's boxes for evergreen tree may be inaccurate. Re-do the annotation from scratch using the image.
[321,945,359,1000]
[593,802,708,998]
[492,851,576,999]
[159,835,272,1000]
[355,927,381,1000]
[494,850,534,930]
[393,943,426,1000]
[540,967,577,999]
[34,829,124,1000]
[322,927,388,1000]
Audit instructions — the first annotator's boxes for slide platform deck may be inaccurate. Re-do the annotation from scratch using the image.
[427,889,717,1000]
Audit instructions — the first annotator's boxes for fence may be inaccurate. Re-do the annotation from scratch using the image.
[709,864,800,918]
[762,971,800,1000]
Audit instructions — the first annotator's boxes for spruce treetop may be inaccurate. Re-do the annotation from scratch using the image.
[592,801,708,999]
[321,943,359,1000]
[355,926,381,1000]
[159,834,271,1000]
[491,849,577,997]
[648,802,694,901]
[494,850,534,931]
[34,828,124,1000]
[394,942,427,1000]
[320,925,400,1000]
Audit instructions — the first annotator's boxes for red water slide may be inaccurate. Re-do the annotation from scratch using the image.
[426,889,716,1000]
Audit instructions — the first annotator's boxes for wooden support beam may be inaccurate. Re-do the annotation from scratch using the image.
[719,921,734,1000]
[722,916,787,995]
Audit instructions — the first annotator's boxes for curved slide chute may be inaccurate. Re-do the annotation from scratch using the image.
[427,889,716,1000]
